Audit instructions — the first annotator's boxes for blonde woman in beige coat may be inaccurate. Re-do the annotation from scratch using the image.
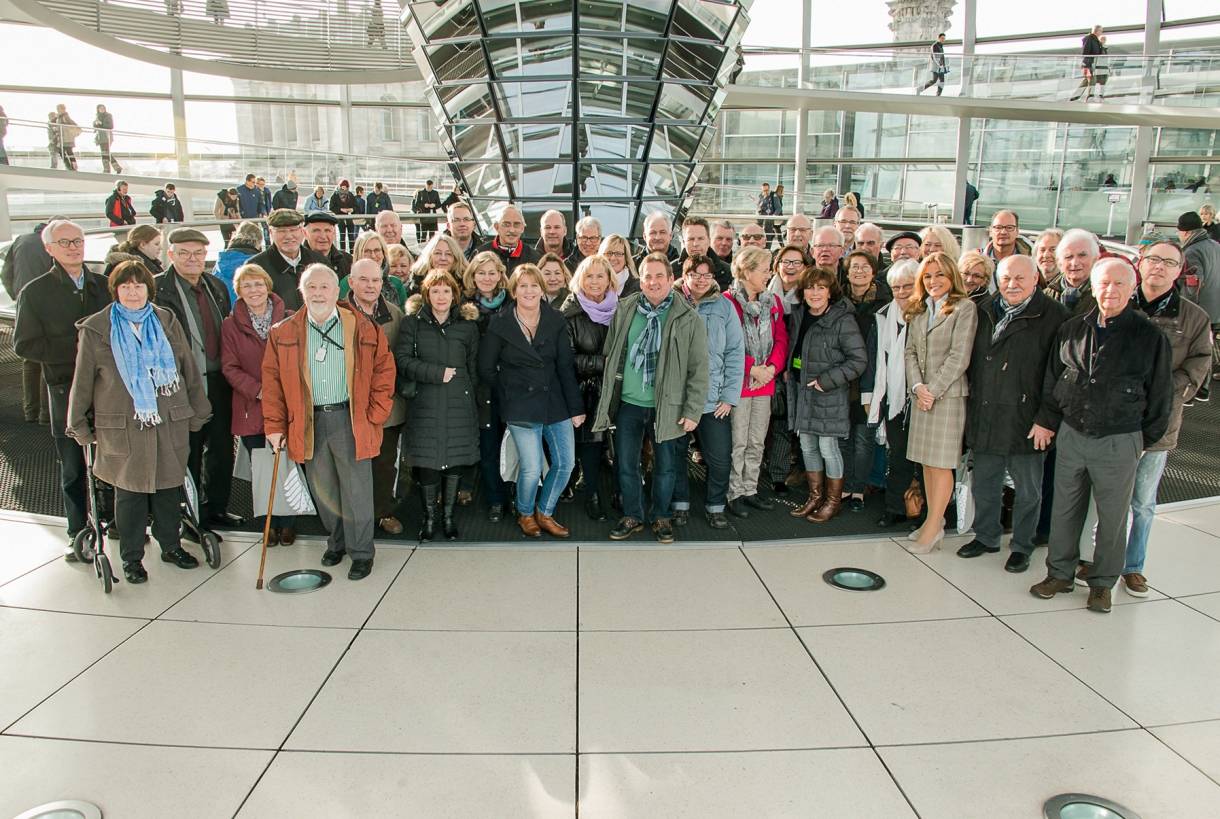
[903,252,977,554]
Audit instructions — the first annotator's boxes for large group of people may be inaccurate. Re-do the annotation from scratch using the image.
[8,195,1220,616]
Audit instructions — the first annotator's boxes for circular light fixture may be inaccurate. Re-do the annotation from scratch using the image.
[1044,794,1143,819]
[267,569,332,594]
[823,567,886,592]
[13,801,103,819]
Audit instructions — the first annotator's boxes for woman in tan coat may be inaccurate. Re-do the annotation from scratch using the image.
[903,252,977,554]
[68,261,212,584]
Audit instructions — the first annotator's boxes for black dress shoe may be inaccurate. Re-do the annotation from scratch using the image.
[743,494,775,511]
[673,509,689,527]
[848,495,865,512]
[1005,552,1032,573]
[585,495,607,522]
[160,548,199,569]
[321,548,346,567]
[726,498,750,518]
[772,482,790,495]
[348,559,373,580]
[123,561,148,583]
[487,504,503,523]
[706,510,729,529]
[609,517,644,540]
[876,512,907,528]
[956,539,1001,559]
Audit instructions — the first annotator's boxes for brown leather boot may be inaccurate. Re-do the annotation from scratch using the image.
[790,471,825,517]
[534,512,570,538]
[808,477,844,523]
[517,514,542,538]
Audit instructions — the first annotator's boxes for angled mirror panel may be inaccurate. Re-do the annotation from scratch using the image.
[494,80,574,119]
[412,0,482,40]
[451,123,502,161]
[479,0,574,34]
[488,36,573,78]
[425,41,489,84]
[499,123,572,159]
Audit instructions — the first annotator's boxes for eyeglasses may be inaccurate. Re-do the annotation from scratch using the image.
[687,270,715,280]
[812,243,843,250]
[449,216,474,224]
[604,250,625,259]
[741,233,765,240]
[1142,255,1181,269]
[779,259,805,267]
[991,225,1019,233]
[578,235,602,243]
[52,238,85,249]
[498,221,524,229]
[175,249,207,260]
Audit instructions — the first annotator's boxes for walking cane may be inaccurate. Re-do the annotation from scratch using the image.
[255,444,282,590]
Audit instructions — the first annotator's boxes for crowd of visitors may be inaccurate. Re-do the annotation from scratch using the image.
[8,195,1219,616]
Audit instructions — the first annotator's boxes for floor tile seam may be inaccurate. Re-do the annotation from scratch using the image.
[733,543,880,750]
[1156,517,1220,540]
[574,546,581,819]
[1143,716,1220,730]
[1176,599,1220,625]
[233,549,421,816]
[1141,726,1220,791]
[148,541,259,620]
[995,596,1170,619]
[901,548,1021,619]
[155,616,399,631]
[0,555,60,590]
[574,744,873,756]
[991,608,1148,730]
[1,614,158,735]
[0,602,152,622]
[871,725,1147,751]
[0,731,280,753]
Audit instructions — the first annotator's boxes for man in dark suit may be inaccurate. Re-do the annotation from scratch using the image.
[412,180,443,242]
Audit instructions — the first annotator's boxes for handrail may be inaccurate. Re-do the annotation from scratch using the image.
[741,45,1220,61]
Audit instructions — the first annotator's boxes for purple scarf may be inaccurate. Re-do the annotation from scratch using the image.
[576,287,618,326]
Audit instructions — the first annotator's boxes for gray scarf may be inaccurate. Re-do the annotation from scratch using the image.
[250,302,274,340]
[731,280,774,363]
[992,293,1033,341]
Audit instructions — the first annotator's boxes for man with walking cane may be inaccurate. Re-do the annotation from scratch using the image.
[261,264,396,580]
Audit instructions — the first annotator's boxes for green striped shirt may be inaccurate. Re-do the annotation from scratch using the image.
[307,313,348,406]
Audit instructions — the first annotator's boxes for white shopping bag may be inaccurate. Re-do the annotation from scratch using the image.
[954,452,975,535]
[499,429,549,484]
[251,446,317,517]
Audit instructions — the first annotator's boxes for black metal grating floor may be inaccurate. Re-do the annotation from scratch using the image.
[3,320,1219,544]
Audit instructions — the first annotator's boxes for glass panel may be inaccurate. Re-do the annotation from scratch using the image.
[675,0,737,42]
[488,36,573,77]
[480,0,573,34]
[640,162,695,197]
[1148,162,1218,226]
[452,124,501,160]
[426,41,489,83]
[500,123,572,159]
[460,162,512,198]
[577,80,658,119]
[508,162,574,196]
[578,37,664,79]
[650,125,704,161]
[621,0,673,34]
[579,162,633,197]
[655,82,709,123]
[411,0,481,40]
[437,83,498,121]
[662,39,725,82]
[1156,128,1220,157]
[495,80,573,119]
[581,123,650,161]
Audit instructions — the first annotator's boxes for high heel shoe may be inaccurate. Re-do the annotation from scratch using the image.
[906,529,944,555]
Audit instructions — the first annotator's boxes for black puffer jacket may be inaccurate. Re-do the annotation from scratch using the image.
[13,263,112,386]
[965,291,1070,455]
[395,297,481,471]
[785,297,867,438]
[1037,305,1173,447]
[478,301,582,426]
[559,291,609,443]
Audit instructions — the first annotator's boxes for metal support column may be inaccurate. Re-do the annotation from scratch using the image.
[951,116,972,224]
[340,85,354,160]
[792,0,811,206]
[960,0,977,97]
[1126,126,1155,244]
[0,178,12,243]
[170,68,189,178]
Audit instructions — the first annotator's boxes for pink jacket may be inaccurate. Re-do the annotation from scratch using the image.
[725,291,788,398]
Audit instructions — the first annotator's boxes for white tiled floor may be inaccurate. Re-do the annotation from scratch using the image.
[4,502,1220,817]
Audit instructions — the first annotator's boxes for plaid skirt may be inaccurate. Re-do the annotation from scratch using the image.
[906,396,966,470]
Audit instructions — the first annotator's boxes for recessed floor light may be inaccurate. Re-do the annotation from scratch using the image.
[267,569,332,594]
[822,567,886,591]
[1044,793,1143,819]
[13,801,103,819]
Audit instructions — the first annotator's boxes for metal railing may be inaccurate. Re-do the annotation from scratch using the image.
[1,118,450,191]
[31,0,415,73]
[733,47,1220,108]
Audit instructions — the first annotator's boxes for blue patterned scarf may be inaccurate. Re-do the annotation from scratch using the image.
[628,291,674,388]
[110,302,179,426]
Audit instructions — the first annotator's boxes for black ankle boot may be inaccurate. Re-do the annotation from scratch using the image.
[419,484,438,542]
[442,474,460,541]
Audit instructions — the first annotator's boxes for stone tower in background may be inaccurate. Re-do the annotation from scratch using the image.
[887,0,955,42]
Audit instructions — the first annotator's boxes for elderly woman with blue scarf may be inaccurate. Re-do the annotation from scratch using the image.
[68,260,212,585]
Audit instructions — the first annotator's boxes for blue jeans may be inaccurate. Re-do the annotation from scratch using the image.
[672,411,733,513]
[799,432,845,479]
[838,422,876,494]
[1124,449,1168,575]
[615,401,680,523]
[508,421,575,517]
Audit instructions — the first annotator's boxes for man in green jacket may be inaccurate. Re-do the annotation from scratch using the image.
[593,252,709,543]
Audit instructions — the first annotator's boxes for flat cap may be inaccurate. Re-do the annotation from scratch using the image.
[1178,211,1204,231]
[303,211,338,225]
[885,230,922,251]
[267,208,304,228]
[167,227,209,245]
